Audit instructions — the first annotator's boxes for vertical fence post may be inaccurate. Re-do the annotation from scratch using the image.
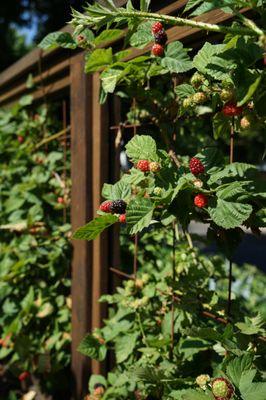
[70,52,93,399]
[91,72,110,375]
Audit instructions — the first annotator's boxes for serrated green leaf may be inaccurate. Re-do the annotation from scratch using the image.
[130,21,153,49]
[125,135,157,162]
[38,31,76,50]
[85,48,113,73]
[208,199,252,229]
[193,42,225,76]
[212,112,231,140]
[208,163,257,186]
[162,42,193,73]
[216,181,249,201]
[126,198,154,235]
[184,0,203,13]
[101,66,125,93]
[175,83,195,99]
[94,29,124,46]
[226,354,253,387]
[170,389,212,399]
[115,332,138,363]
[102,179,131,201]
[78,334,106,361]
[73,214,118,241]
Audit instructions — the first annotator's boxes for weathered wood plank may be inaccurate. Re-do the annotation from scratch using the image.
[70,52,93,400]
[91,72,110,375]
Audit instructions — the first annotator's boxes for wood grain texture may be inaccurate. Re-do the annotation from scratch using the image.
[91,73,110,375]
[70,52,93,400]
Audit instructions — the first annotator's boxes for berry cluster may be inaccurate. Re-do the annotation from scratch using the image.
[100,199,127,215]
[100,200,127,223]
[151,22,168,57]
[136,159,161,172]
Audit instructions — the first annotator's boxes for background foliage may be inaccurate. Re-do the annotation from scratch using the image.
[0,96,71,399]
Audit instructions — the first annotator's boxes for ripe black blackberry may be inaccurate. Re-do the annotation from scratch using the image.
[110,199,127,214]
[154,31,168,45]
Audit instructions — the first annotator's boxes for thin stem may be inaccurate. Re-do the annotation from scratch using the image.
[133,235,138,279]
[76,8,261,37]
[170,222,176,360]
[137,312,147,344]
[227,260,233,320]
[110,267,133,280]
[230,118,235,164]
[35,126,71,149]
[227,119,235,321]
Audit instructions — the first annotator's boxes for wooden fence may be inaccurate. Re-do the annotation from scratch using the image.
[0,1,246,398]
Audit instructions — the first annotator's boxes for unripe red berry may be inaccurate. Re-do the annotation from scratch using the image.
[189,157,205,175]
[222,103,243,117]
[119,214,126,223]
[57,197,64,204]
[137,160,150,172]
[151,44,164,57]
[99,200,112,213]
[19,371,30,381]
[194,194,208,208]
[17,135,24,143]
[151,22,164,35]
[190,72,205,88]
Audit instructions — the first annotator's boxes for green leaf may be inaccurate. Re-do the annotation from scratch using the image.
[73,214,118,241]
[170,389,212,399]
[130,21,153,49]
[125,135,158,162]
[101,66,125,93]
[175,83,195,99]
[38,31,76,50]
[226,354,253,387]
[55,32,77,49]
[140,0,150,11]
[208,199,252,229]
[78,334,106,361]
[241,381,266,400]
[193,42,225,76]
[216,181,249,201]
[212,112,231,140]
[162,42,193,73]
[94,29,124,46]
[19,95,33,106]
[89,375,107,393]
[115,333,138,363]
[208,163,257,186]
[102,179,131,201]
[236,70,261,106]
[184,0,203,13]
[85,48,113,73]
[126,198,154,235]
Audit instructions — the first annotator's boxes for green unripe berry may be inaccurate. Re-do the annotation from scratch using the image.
[196,374,210,388]
[221,80,234,89]
[183,97,194,108]
[153,187,162,196]
[193,92,208,105]
[220,88,235,102]
[191,72,205,88]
